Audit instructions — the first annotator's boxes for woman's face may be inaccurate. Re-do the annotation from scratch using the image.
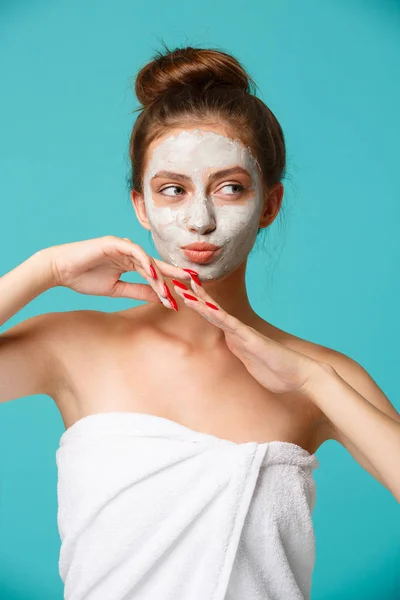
[138,126,266,281]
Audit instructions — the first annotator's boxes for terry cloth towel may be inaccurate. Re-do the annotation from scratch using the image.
[56,411,320,600]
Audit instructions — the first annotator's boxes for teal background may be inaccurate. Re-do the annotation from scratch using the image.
[1,0,399,597]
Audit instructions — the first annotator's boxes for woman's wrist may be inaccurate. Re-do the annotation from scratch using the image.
[30,248,59,290]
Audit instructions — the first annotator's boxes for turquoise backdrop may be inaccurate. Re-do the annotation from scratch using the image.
[0,0,399,597]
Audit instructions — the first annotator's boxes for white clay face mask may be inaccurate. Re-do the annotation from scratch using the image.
[142,128,264,282]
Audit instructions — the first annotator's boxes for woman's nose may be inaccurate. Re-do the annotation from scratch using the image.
[185,198,216,234]
[188,221,216,234]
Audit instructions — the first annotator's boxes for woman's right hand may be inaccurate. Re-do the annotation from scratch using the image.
[42,235,193,309]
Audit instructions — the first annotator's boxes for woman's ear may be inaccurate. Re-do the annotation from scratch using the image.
[130,189,152,231]
[259,183,284,229]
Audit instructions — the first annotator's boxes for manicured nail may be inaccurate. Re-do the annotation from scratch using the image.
[183,268,202,286]
[159,296,171,308]
[205,302,219,310]
[171,279,189,290]
[163,283,172,298]
[149,265,157,280]
[183,268,199,276]
[184,271,202,286]
[191,273,202,286]
[182,293,199,301]
[168,296,179,311]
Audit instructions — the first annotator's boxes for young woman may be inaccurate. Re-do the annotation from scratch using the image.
[1,45,399,600]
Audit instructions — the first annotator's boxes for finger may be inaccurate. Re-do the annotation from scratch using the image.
[175,288,223,327]
[111,280,163,303]
[134,256,168,299]
[135,262,174,310]
[118,238,160,281]
[120,237,192,281]
[171,282,231,330]
[119,238,190,295]
[182,280,242,334]
[152,257,195,282]
[118,238,169,298]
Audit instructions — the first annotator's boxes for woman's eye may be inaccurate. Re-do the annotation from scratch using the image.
[218,184,245,195]
[159,185,185,197]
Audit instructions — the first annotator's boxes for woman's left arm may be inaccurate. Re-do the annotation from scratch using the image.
[172,277,400,502]
[305,356,400,501]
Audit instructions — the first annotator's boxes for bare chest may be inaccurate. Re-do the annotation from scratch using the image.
[54,319,327,454]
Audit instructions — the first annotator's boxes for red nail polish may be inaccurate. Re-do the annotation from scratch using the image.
[164,283,172,298]
[149,265,157,280]
[171,279,189,290]
[205,302,219,310]
[190,273,202,286]
[183,268,199,276]
[168,296,179,311]
[182,293,199,301]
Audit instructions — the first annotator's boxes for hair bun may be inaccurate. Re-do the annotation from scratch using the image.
[135,45,254,108]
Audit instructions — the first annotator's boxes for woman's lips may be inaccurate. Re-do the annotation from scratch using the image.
[182,247,221,264]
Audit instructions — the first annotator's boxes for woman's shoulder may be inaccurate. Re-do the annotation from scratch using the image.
[47,305,153,330]
[45,305,166,358]
[255,317,336,365]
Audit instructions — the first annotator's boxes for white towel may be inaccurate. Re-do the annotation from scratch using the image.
[56,411,320,600]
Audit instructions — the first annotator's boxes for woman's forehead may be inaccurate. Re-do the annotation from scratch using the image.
[144,128,258,176]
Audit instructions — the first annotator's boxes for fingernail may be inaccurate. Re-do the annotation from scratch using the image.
[149,265,158,280]
[171,279,189,290]
[159,295,171,309]
[163,283,172,298]
[191,274,202,286]
[184,271,202,286]
[205,302,219,310]
[183,293,199,301]
[168,296,179,311]
[183,268,199,277]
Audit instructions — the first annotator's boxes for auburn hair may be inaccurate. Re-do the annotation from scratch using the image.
[127,43,286,201]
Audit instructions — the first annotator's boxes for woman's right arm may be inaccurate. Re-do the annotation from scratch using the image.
[0,249,61,403]
[0,250,56,329]
[0,236,193,405]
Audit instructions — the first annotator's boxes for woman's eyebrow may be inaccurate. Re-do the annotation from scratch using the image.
[151,170,192,182]
[151,166,250,182]
[207,166,251,181]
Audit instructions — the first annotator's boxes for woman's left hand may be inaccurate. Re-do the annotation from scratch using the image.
[172,277,324,396]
